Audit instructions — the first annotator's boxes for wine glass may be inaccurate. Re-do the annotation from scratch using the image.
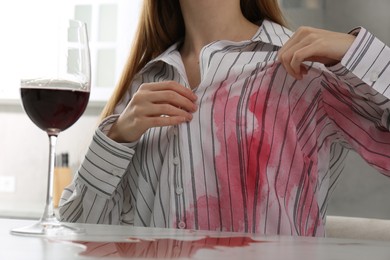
[11,19,91,236]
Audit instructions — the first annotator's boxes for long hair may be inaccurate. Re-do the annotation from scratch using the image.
[100,0,286,119]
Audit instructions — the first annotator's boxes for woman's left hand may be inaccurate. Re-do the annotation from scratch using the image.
[277,26,356,80]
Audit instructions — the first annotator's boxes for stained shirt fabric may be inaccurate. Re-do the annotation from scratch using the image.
[59,20,390,236]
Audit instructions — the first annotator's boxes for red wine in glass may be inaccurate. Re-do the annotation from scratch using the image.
[21,80,90,135]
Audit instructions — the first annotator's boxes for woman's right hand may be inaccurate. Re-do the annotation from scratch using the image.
[107,81,198,143]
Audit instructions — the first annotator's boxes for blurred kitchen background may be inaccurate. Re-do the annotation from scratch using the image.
[0,0,389,219]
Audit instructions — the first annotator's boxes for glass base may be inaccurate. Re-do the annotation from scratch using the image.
[11,219,84,237]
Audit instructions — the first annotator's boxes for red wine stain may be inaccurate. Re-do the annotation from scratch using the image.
[74,236,264,258]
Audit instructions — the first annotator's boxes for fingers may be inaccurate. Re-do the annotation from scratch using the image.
[277,27,319,79]
[277,26,355,80]
[108,81,197,143]
[134,81,197,117]
[137,102,194,121]
[149,90,197,113]
[279,40,319,79]
[142,81,197,103]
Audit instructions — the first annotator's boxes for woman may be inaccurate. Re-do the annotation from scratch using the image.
[59,0,390,236]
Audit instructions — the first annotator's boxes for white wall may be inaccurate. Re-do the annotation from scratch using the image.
[325,0,390,44]
[0,102,100,218]
[0,0,140,218]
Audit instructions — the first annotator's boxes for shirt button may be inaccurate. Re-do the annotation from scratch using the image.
[178,221,186,229]
[175,187,183,195]
[172,157,180,165]
[370,71,379,82]
[173,127,178,136]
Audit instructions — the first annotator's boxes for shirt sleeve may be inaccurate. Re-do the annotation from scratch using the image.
[324,27,390,174]
[58,116,137,224]
[332,27,390,99]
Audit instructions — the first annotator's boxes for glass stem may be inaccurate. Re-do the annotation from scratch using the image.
[41,134,58,223]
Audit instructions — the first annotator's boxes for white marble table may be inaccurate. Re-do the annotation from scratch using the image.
[2,218,390,260]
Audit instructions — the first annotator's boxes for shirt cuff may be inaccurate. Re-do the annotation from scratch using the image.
[328,27,390,99]
[99,114,139,150]
[77,127,135,198]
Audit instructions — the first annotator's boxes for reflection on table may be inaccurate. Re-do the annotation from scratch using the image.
[78,236,260,258]
[2,218,390,260]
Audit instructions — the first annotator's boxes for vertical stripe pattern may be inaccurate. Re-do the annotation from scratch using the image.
[59,20,390,237]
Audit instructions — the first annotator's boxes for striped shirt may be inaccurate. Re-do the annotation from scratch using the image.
[59,20,390,236]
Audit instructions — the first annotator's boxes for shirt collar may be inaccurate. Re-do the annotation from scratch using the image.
[139,19,293,75]
[253,19,293,47]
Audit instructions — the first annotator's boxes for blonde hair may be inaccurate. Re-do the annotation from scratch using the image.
[100,0,287,119]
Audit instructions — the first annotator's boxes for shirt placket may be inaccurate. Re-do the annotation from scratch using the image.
[171,125,186,229]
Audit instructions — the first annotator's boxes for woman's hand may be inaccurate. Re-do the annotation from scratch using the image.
[277,26,356,80]
[108,81,197,143]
